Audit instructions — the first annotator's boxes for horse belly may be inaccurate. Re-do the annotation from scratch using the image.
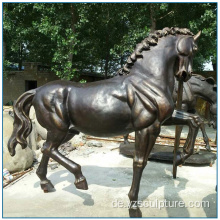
[68,90,133,137]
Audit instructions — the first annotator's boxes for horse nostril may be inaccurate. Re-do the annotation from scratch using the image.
[182,71,187,79]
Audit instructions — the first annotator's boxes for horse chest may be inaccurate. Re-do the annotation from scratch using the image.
[127,82,174,129]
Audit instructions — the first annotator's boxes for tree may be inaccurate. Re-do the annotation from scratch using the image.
[3,3,217,79]
[146,3,217,70]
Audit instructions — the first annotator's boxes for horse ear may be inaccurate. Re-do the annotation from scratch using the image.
[206,77,215,85]
[193,31,201,42]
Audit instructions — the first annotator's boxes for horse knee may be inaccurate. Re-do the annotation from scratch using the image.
[133,156,145,168]
[151,122,161,136]
[41,143,52,155]
[184,147,194,155]
[188,115,202,128]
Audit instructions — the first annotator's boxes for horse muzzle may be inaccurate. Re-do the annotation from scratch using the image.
[209,115,217,129]
[175,56,193,82]
[175,69,192,82]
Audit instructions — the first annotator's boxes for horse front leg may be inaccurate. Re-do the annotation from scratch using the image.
[164,110,201,165]
[128,123,160,217]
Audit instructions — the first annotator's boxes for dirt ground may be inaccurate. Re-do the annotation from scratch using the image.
[3,134,217,218]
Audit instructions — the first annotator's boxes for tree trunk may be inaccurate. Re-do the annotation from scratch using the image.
[69,4,77,64]
[150,4,156,32]
[120,56,123,68]
[3,38,6,60]
[3,4,8,61]
[18,43,23,71]
[104,51,110,79]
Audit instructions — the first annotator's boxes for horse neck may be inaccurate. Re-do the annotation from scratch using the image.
[131,36,178,93]
[190,77,216,105]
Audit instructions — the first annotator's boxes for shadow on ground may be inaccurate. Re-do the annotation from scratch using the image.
[33,164,198,217]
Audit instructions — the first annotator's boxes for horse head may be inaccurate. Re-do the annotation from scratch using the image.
[209,103,217,129]
[175,31,201,82]
[201,77,217,129]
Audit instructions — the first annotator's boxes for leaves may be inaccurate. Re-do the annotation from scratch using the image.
[3,3,217,79]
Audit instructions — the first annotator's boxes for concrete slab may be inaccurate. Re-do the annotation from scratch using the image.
[3,143,217,218]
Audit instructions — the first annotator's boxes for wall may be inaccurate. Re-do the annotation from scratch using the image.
[3,63,60,104]
[3,62,105,105]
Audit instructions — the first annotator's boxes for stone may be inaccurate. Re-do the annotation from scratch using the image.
[26,107,47,151]
[29,106,47,140]
[50,164,58,170]
[3,112,34,173]
[59,141,76,153]
[34,149,42,160]
[83,149,95,156]
[37,140,45,149]
[87,140,103,148]
[70,133,87,147]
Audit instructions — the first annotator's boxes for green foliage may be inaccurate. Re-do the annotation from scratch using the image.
[155,3,217,70]
[3,60,12,79]
[3,3,217,80]
[188,3,217,68]
[79,79,87,83]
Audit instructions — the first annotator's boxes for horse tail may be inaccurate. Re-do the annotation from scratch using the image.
[8,89,36,156]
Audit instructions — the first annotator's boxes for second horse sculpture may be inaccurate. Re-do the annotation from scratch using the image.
[173,74,217,149]
[124,74,217,150]
[8,27,201,217]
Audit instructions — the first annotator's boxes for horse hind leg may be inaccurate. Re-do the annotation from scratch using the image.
[36,154,54,193]
[38,130,88,192]
[37,130,80,192]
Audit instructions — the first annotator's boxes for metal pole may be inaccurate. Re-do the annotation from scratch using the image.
[173,80,183,179]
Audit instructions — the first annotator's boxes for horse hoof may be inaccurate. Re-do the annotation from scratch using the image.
[75,177,88,190]
[129,207,142,218]
[40,180,55,193]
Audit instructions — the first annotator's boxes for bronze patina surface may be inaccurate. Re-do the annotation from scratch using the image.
[8,27,201,217]
[124,74,217,155]
[173,74,217,151]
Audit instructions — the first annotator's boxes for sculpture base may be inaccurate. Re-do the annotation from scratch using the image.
[119,143,216,166]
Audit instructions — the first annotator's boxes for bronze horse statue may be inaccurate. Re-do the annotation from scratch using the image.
[124,74,217,150]
[173,74,217,149]
[8,27,202,217]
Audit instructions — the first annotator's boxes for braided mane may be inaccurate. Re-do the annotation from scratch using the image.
[117,27,194,76]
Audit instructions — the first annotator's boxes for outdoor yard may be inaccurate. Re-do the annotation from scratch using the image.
[3,126,217,218]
